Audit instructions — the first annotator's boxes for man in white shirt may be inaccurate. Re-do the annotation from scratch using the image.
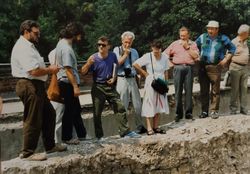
[11,20,66,161]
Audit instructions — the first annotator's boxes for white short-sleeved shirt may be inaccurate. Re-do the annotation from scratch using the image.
[48,48,56,65]
[135,52,169,79]
[56,39,80,84]
[11,36,48,81]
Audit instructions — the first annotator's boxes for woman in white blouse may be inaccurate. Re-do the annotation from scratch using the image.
[133,40,169,135]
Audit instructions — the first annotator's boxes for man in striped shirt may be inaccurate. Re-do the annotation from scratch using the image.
[196,20,236,119]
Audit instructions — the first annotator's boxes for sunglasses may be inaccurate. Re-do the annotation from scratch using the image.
[97,43,107,47]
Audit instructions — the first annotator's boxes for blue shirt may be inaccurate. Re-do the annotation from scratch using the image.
[113,46,139,76]
[196,33,236,64]
[56,39,80,84]
[90,52,118,83]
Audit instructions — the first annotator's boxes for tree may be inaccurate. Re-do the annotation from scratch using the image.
[84,0,129,58]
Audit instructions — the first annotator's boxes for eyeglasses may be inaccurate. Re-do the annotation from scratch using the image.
[30,31,40,36]
[97,43,107,47]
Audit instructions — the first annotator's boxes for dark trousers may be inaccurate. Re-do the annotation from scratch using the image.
[59,82,86,141]
[173,65,193,117]
[199,64,221,113]
[91,83,129,138]
[16,79,55,155]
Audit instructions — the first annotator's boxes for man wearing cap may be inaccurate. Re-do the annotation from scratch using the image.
[196,20,236,119]
[229,24,249,115]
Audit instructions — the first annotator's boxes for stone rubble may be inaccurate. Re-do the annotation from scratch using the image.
[2,115,250,174]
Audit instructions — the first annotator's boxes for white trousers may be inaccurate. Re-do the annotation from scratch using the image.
[116,77,143,127]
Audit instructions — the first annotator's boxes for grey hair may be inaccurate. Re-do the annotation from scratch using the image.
[121,31,135,40]
[238,24,249,34]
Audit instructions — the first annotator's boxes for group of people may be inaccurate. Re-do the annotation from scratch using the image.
[10,19,249,161]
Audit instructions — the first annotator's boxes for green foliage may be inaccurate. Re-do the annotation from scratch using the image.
[84,0,129,58]
[0,0,249,62]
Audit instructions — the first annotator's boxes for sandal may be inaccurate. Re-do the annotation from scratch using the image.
[147,129,155,136]
[153,128,166,134]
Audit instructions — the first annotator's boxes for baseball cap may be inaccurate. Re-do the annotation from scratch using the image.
[206,20,219,28]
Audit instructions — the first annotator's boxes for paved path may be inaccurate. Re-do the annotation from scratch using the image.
[2,78,248,115]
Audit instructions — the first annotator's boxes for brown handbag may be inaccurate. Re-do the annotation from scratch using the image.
[47,53,63,103]
[47,73,63,103]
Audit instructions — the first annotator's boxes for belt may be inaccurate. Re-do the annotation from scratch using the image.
[232,61,247,66]
[95,81,107,85]
[174,64,194,66]
[117,75,135,78]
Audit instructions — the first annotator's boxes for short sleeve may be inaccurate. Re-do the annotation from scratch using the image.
[61,48,75,68]
[134,53,150,67]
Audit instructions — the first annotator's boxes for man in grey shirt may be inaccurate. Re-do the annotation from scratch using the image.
[56,22,86,144]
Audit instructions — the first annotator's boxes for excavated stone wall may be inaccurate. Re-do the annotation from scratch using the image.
[2,115,250,174]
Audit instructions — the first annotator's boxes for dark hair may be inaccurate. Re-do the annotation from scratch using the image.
[59,29,66,39]
[19,20,39,35]
[61,22,83,39]
[150,40,162,49]
[179,26,190,33]
[98,36,110,44]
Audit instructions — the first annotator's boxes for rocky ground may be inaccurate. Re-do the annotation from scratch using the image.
[2,115,250,174]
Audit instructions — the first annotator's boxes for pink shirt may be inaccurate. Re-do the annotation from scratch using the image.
[164,40,199,65]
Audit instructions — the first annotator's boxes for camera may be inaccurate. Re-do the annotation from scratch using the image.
[124,68,132,77]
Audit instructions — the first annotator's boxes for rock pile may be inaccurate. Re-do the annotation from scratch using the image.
[2,115,250,174]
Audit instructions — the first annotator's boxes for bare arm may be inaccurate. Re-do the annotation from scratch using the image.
[81,56,94,75]
[29,65,59,76]
[65,67,80,97]
[164,70,168,81]
[183,42,199,60]
[118,48,130,65]
[133,63,148,78]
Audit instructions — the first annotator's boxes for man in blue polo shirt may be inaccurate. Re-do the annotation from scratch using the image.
[196,20,236,119]
[81,36,140,139]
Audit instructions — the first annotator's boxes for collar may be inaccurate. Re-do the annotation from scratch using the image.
[178,39,193,45]
[236,36,247,44]
[20,35,34,47]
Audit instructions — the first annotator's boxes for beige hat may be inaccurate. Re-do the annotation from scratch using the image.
[206,20,219,28]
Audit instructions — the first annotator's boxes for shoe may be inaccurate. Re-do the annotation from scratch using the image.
[240,110,249,115]
[210,111,219,119]
[135,125,147,134]
[21,153,47,161]
[185,113,193,120]
[175,115,183,122]
[199,112,208,118]
[124,131,141,138]
[19,152,33,159]
[78,135,92,141]
[46,143,67,154]
[63,138,80,145]
[153,128,166,134]
[147,129,155,136]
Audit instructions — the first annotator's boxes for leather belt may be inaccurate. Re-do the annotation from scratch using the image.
[232,61,247,66]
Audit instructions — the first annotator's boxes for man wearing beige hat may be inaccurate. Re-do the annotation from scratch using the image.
[196,20,236,119]
[229,24,249,115]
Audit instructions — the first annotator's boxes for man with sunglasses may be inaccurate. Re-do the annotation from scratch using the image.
[113,31,147,134]
[81,36,141,140]
[11,20,66,161]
